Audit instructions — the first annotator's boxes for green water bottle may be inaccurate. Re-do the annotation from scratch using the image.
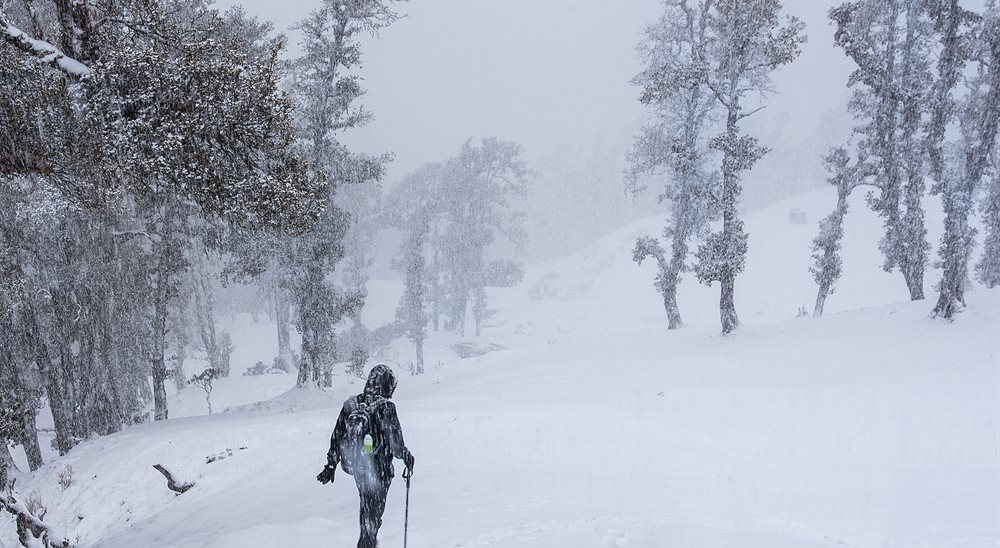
[363,434,374,454]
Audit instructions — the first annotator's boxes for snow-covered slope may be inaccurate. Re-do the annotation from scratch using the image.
[494,186,973,344]
[3,189,997,548]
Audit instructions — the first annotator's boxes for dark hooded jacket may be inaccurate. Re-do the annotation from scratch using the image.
[327,364,411,480]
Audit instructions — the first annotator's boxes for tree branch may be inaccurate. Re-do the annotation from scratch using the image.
[0,483,71,547]
[737,105,766,120]
[0,9,91,77]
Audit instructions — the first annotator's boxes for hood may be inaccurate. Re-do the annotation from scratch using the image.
[363,364,397,399]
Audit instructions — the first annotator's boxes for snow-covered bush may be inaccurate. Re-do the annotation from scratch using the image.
[56,467,73,491]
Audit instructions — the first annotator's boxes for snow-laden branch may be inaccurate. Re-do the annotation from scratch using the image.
[0,484,71,547]
[0,10,90,78]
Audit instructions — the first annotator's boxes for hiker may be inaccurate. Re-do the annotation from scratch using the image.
[317,364,415,548]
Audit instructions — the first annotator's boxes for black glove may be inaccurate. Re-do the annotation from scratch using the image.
[403,451,415,476]
[316,465,336,485]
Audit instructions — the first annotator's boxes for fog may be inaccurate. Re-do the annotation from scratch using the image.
[222,0,852,169]
[2,2,996,545]
[213,0,985,262]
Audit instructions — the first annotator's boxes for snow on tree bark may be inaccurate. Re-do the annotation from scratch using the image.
[0,8,90,77]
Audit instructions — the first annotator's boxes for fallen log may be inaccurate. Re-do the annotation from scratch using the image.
[152,464,194,494]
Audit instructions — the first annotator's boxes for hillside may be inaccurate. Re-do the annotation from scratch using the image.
[2,188,997,547]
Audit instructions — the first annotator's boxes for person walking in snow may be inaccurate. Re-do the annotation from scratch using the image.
[317,364,415,548]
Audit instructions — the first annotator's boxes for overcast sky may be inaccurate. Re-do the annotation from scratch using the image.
[214,0,984,183]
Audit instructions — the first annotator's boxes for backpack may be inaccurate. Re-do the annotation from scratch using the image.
[338,395,387,476]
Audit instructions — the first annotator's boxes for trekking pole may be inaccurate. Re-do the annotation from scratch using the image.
[402,466,412,548]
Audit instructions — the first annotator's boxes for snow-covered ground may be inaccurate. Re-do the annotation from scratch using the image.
[3,188,998,547]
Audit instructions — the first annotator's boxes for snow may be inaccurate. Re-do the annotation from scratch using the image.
[2,188,997,547]
[0,16,91,77]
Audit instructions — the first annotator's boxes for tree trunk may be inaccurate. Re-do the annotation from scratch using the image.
[813,282,830,318]
[275,296,292,371]
[719,110,741,335]
[449,288,468,336]
[0,442,14,487]
[53,0,97,62]
[415,338,424,375]
[19,411,43,472]
[902,263,925,301]
[473,286,485,337]
[934,185,975,318]
[662,284,683,330]
[431,233,441,332]
[321,362,332,388]
[297,328,313,388]
[663,233,688,330]
[47,381,74,456]
[171,341,187,391]
[898,0,928,303]
[312,354,321,386]
[720,275,738,334]
[25,303,74,455]
[151,265,169,422]
[296,357,310,387]
[2,332,44,470]
[431,276,440,332]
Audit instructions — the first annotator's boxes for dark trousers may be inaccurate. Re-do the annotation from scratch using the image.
[356,474,391,548]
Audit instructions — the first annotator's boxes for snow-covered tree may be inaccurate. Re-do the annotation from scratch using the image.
[396,214,430,374]
[0,176,154,454]
[831,0,934,302]
[1,0,323,433]
[809,147,870,317]
[275,0,399,388]
[387,145,527,340]
[628,0,718,330]
[191,263,234,378]
[387,164,443,374]
[440,138,530,337]
[337,180,385,369]
[969,3,1000,290]
[693,0,805,334]
[979,162,1000,287]
[926,0,992,318]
